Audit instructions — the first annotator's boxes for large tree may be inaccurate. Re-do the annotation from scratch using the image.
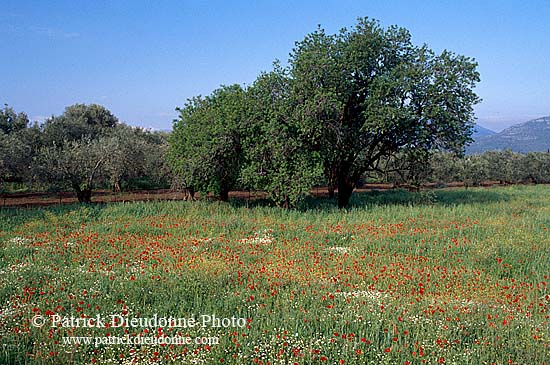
[290,18,480,207]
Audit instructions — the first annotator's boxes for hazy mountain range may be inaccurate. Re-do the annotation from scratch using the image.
[472,124,497,138]
[467,116,550,154]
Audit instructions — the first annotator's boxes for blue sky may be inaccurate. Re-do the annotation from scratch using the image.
[2,0,549,132]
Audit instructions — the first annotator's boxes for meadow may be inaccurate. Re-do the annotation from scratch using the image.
[1,185,549,364]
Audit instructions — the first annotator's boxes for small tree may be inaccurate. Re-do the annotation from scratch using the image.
[102,126,145,191]
[429,152,462,184]
[36,138,109,203]
[461,154,491,187]
[482,150,523,184]
[240,67,323,208]
[101,126,171,191]
[0,106,40,189]
[34,103,123,202]
[376,149,433,188]
[134,130,172,189]
[169,85,246,201]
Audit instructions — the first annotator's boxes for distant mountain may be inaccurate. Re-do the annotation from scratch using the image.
[472,124,496,138]
[466,116,550,154]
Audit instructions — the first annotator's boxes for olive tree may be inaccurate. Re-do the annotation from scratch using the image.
[42,103,118,143]
[36,137,110,203]
[35,103,171,202]
[0,106,40,189]
[102,126,171,191]
[0,132,9,192]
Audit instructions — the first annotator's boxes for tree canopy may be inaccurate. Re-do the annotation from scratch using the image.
[289,18,480,207]
[0,104,29,135]
[240,65,323,207]
[169,84,247,201]
[169,17,480,208]
[42,103,118,144]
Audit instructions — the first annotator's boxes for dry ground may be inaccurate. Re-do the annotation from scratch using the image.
[0,182,496,208]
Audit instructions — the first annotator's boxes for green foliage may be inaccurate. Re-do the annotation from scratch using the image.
[36,103,120,201]
[169,18,479,208]
[240,66,323,207]
[32,104,170,201]
[0,104,29,135]
[101,126,171,191]
[288,18,480,207]
[1,102,169,199]
[42,103,118,143]
[0,133,8,191]
[169,85,247,201]
[0,105,39,190]
[35,137,110,202]
[409,150,550,186]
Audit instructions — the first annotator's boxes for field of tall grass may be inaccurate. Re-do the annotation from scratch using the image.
[1,185,549,364]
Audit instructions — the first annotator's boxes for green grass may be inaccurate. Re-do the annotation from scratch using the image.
[1,185,549,364]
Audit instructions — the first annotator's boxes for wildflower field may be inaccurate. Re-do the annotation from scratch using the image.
[1,186,549,364]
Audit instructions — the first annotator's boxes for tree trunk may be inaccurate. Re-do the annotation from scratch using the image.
[328,185,335,199]
[337,176,355,209]
[219,188,229,202]
[326,164,338,199]
[281,195,290,209]
[182,187,195,201]
[76,188,92,203]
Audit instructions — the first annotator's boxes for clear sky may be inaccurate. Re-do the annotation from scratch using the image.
[2,0,549,132]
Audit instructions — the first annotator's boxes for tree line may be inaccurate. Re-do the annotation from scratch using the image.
[2,101,549,206]
[3,18,548,207]
[169,17,481,208]
[407,150,550,187]
[0,103,170,203]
